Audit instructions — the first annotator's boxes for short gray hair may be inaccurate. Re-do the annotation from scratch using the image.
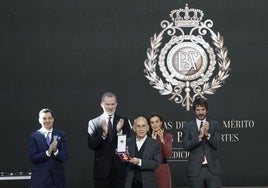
[101,92,117,103]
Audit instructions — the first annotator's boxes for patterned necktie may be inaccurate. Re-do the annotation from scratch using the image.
[108,117,113,140]
[46,132,51,145]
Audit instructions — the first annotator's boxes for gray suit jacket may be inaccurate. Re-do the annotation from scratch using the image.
[124,136,161,188]
[182,119,221,177]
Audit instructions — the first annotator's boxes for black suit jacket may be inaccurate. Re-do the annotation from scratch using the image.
[124,136,161,188]
[182,119,221,177]
[88,113,131,179]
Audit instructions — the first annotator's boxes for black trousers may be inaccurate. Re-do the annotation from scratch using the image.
[94,175,125,188]
[131,181,143,188]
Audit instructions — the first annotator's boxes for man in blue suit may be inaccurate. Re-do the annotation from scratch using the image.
[29,108,68,188]
[182,98,222,188]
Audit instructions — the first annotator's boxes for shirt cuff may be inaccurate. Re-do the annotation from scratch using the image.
[138,159,142,166]
[102,135,106,139]
[54,149,59,156]
[46,150,51,157]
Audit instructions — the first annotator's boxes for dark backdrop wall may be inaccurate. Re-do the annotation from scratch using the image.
[0,0,267,187]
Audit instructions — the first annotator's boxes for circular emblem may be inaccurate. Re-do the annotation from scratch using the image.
[166,42,207,81]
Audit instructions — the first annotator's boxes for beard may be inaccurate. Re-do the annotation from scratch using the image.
[197,114,206,120]
[105,109,115,116]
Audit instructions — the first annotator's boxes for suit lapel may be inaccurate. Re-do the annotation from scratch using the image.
[191,121,199,137]
[52,129,57,142]
[36,131,48,148]
[128,137,136,157]
[111,114,120,139]
[142,137,150,158]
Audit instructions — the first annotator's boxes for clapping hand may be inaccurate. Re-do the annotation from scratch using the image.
[102,120,108,137]
[116,118,124,133]
[48,140,58,154]
[203,121,210,136]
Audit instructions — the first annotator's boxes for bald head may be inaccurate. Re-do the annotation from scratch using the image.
[133,116,147,125]
[133,116,149,140]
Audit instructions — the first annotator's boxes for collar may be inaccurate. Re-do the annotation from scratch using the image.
[196,118,206,128]
[136,135,147,142]
[103,113,114,120]
[39,127,53,134]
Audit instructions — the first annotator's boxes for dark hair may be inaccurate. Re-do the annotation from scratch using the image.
[101,92,117,103]
[148,113,164,134]
[148,113,164,124]
[39,108,54,117]
[192,97,208,111]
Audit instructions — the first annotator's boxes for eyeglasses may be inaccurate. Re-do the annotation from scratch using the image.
[135,124,147,130]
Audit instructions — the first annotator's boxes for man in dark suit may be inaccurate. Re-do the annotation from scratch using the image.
[88,92,132,188]
[123,116,161,188]
[29,108,68,188]
[182,98,222,188]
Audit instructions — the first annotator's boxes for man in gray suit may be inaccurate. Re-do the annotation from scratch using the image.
[123,116,161,188]
[182,98,222,188]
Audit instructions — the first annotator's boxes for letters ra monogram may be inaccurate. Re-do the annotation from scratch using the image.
[144,4,231,111]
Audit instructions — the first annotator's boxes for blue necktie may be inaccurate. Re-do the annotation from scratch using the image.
[46,132,51,145]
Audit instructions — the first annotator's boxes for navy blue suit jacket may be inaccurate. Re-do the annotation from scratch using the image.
[29,128,68,188]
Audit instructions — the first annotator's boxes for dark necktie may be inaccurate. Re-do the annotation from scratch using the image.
[46,132,51,145]
[200,122,203,137]
[108,117,113,140]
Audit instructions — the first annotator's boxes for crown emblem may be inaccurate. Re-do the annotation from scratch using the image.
[169,4,204,27]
